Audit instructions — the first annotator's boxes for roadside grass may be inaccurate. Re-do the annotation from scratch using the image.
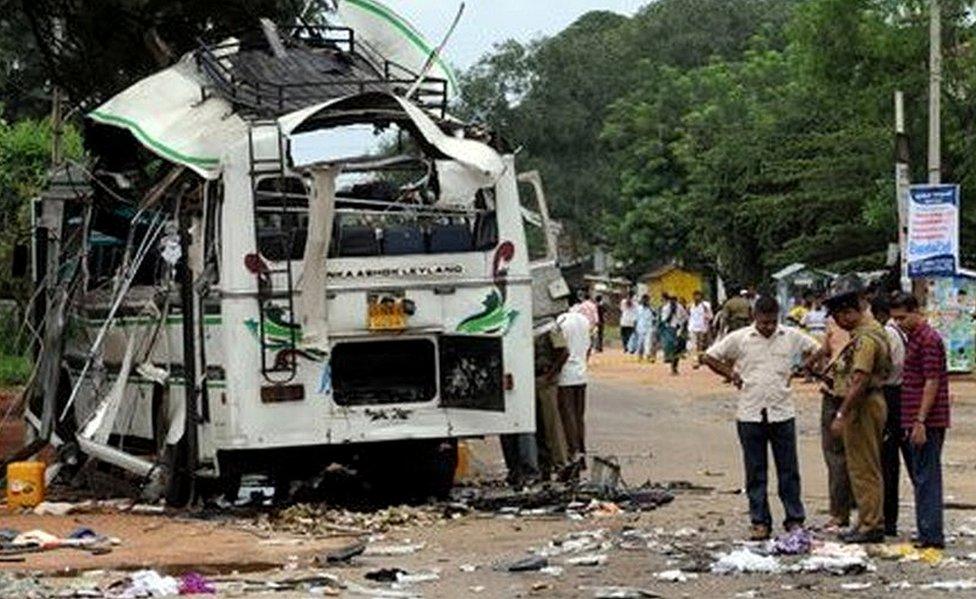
[0,353,31,386]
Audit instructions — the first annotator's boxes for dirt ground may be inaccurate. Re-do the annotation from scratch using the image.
[4,348,976,597]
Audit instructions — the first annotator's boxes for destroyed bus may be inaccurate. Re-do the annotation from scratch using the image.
[23,11,568,505]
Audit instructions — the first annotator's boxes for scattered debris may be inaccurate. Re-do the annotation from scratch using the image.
[459,564,478,573]
[0,573,51,598]
[654,569,698,583]
[771,528,813,555]
[540,566,564,577]
[178,572,216,595]
[566,553,608,567]
[591,587,661,599]
[120,570,179,598]
[364,542,426,557]
[394,570,441,585]
[318,541,367,564]
[266,504,443,536]
[921,580,976,591]
[365,569,406,583]
[506,555,549,572]
[840,582,873,591]
[873,543,943,565]
[711,549,782,575]
[794,555,873,576]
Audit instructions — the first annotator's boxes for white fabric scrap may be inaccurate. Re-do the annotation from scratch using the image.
[794,555,874,575]
[711,549,783,575]
[120,570,179,598]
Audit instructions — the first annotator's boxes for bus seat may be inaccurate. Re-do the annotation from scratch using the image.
[337,225,380,257]
[429,223,473,253]
[383,225,426,256]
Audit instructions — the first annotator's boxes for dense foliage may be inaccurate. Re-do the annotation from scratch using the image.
[460,0,976,286]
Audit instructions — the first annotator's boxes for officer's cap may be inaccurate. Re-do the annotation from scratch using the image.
[823,274,864,315]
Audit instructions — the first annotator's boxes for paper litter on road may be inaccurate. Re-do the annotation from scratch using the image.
[394,570,441,585]
[654,569,698,583]
[540,566,564,577]
[841,582,873,591]
[921,580,976,591]
[591,586,661,598]
[567,553,608,567]
[363,542,426,556]
[711,549,782,575]
[793,555,874,575]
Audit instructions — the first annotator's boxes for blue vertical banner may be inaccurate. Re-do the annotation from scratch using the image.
[907,184,960,278]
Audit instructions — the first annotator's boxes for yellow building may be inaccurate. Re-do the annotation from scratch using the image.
[638,265,706,306]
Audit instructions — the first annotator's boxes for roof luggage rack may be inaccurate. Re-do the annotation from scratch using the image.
[195,25,448,119]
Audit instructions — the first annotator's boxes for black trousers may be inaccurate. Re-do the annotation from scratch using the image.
[882,384,914,535]
[736,416,805,528]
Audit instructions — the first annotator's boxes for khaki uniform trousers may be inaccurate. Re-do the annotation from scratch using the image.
[843,392,887,533]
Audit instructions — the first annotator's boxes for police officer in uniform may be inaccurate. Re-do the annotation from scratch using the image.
[821,278,891,543]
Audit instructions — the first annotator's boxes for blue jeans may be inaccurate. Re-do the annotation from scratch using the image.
[737,417,805,528]
[907,427,946,545]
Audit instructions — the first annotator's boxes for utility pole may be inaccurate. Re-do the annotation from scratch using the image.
[928,0,942,184]
[895,91,911,292]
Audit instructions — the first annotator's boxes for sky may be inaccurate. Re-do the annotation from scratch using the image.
[377,1,648,70]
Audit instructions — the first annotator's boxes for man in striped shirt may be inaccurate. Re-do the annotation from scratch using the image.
[889,292,950,549]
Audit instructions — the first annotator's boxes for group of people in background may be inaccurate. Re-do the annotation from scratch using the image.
[620,291,709,374]
[700,281,950,549]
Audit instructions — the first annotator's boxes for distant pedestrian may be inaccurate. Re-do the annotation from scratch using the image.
[619,293,638,351]
[724,290,753,332]
[660,294,688,375]
[890,291,950,549]
[557,309,592,471]
[594,295,608,352]
[688,290,713,368]
[628,294,657,360]
[572,292,599,329]
[802,296,829,338]
[871,294,912,537]
[821,282,891,544]
[701,296,820,541]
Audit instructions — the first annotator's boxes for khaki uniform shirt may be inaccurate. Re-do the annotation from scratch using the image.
[832,318,891,398]
[724,296,752,330]
[534,323,568,378]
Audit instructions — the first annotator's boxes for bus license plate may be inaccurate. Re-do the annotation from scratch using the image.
[367,295,407,330]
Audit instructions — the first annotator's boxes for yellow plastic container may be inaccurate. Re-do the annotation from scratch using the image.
[6,461,46,509]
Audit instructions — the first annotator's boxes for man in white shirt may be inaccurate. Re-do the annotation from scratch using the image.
[871,294,911,537]
[556,309,592,469]
[701,296,821,541]
[688,290,713,368]
[619,293,638,352]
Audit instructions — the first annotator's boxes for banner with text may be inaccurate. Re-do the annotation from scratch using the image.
[907,184,960,278]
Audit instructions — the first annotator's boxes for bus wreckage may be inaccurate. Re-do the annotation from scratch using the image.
[15,3,569,505]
